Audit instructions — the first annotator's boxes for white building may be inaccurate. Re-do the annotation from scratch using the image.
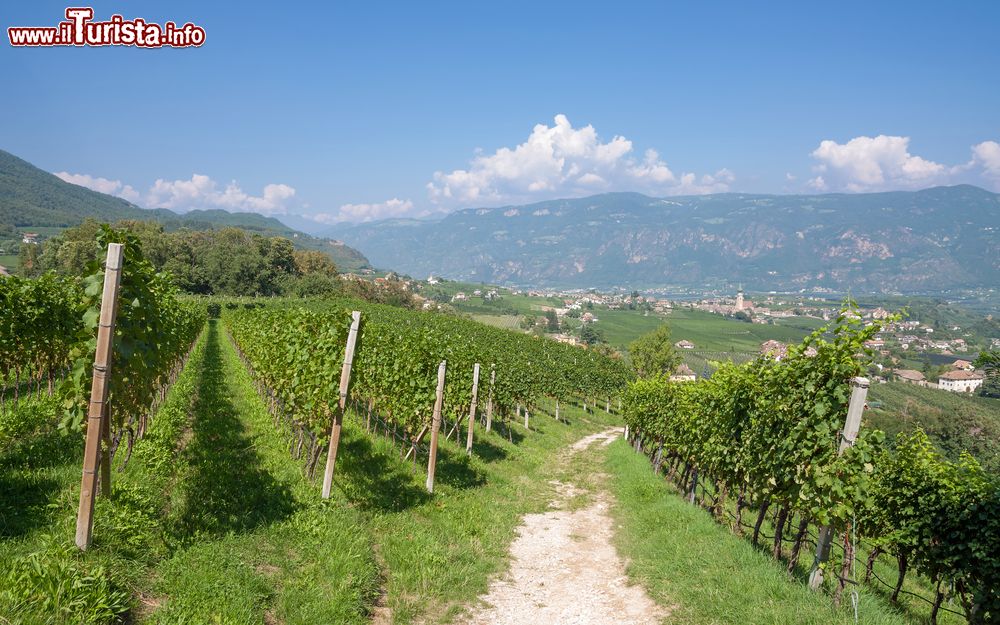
[669,364,697,383]
[937,370,984,393]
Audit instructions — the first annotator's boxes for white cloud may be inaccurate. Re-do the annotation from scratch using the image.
[55,172,140,202]
[807,175,827,191]
[807,135,1000,192]
[426,114,731,207]
[145,175,295,214]
[970,141,1000,181]
[808,135,947,192]
[674,168,735,195]
[55,171,297,215]
[314,198,425,224]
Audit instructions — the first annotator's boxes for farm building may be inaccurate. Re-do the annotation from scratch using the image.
[937,370,984,394]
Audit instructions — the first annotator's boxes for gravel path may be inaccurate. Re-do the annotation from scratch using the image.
[462,428,670,625]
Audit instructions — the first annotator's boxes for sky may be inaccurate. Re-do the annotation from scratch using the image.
[3,1,999,227]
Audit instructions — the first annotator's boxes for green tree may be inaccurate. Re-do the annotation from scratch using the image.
[17,242,42,277]
[628,324,681,378]
[544,309,559,331]
[579,323,604,346]
[974,350,1000,397]
[293,249,338,276]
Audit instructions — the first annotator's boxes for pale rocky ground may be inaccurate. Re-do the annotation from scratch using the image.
[461,428,671,625]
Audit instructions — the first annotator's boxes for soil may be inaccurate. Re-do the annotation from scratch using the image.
[462,428,671,625]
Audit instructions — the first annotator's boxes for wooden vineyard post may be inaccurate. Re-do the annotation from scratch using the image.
[485,366,495,432]
[75,243,124,550]
[321,310,362,499]
[465,363,480,456]
[426,360,447,493]
[524,407,529,429]
[808,376,870,590]
[99,405,111,496]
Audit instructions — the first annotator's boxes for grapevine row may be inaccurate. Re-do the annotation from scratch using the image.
[621,309,998,623]
[0,226,206,465]
[226,298,632,464]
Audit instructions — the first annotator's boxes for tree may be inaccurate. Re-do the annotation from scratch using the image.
[293,250,338,276]
[628,324,681,378]
[544,309,559,331]
[284,272,339,297]
[974,350,1000,397]
[17,242,42,277]
[579,323,604,346]
[732,310,752,323]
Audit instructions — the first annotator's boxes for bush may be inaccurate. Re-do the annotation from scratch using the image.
[206,302,222,318]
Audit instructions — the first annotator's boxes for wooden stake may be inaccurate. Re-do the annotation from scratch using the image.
[321,311,362,499]
[485,366,495,432]
[808,376,869,590]
[99,404,111,496]
[75,243,123,551]
[426,361,446,493]
[465,363,480,456]
[404,424,429,461]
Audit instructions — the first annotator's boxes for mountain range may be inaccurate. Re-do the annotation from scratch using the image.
[0,149,370,271]
[5,146,998,292]
[329,186,1000,292]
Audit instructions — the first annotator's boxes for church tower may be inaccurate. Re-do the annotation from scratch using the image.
[735,284,744,312]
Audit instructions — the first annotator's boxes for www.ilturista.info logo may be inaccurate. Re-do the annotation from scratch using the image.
[8,8,205,48]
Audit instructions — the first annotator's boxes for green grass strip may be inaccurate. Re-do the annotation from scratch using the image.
[604,439,910,625]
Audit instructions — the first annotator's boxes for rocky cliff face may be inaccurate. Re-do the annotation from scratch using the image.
[331,186,1000,291]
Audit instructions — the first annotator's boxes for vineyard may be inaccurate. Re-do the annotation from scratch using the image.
[621,313,999,623]
[0,231,997,624]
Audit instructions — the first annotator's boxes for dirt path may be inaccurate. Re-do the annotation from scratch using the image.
[462,428,670,625]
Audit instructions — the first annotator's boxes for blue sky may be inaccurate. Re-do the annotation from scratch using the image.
[3,1,999,225]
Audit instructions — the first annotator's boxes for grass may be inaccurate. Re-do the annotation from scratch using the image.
[0,318,622,624]
[468,298,828,360]
[143,319,378,624]
[0,254,18,270]
[604,439,910,625]
[6,310,979,624]
[347,396,620,623]
[469,313,523,330]
[0,323,381,624]
[658,308,825,353]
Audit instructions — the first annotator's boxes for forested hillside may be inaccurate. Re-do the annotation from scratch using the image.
[0,149,370,272]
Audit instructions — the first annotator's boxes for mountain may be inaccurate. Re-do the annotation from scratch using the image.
[273,213,334,237]
[0,149,370,271]
[329,187,1000,292]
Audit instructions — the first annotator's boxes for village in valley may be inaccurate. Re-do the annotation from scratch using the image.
[358,272,996,396]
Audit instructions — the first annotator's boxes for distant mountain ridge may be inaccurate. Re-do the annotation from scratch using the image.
[0,149,370,271]
[329,186,1000,292]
